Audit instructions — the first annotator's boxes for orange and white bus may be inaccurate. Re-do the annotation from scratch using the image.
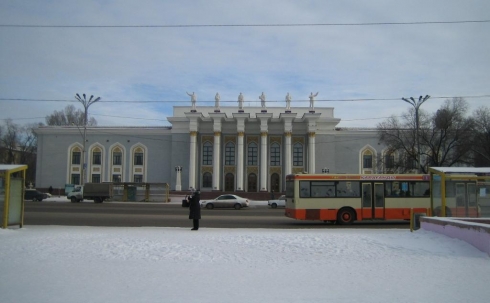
[285,174,431,224]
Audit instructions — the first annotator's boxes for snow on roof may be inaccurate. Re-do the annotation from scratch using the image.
[430,167,490,174]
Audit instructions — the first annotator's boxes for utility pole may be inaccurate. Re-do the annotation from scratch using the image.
[401,95,430,173]
[75,93,101,185]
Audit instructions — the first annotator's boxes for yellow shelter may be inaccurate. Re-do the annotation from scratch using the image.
[429,167,490,218]
[0,164,28,228]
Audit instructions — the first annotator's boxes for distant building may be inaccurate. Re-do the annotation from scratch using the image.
[34,105,388,192]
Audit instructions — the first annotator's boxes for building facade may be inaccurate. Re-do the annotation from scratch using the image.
[34,105,389,192]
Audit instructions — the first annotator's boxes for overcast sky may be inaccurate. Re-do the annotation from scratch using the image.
[1,0,489,128]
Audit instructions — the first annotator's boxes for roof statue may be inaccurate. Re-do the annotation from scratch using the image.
[238,92,244,110]
[285,92,292,110]
[259,92,266,108]
[215,92,220,109]
[309,92,319,109]
[187,92,197,110]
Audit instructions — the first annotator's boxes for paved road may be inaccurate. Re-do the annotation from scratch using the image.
[24,200,410,229]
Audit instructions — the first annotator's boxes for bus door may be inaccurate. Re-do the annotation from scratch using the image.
[361,183,385,220]
[455,182,478,217]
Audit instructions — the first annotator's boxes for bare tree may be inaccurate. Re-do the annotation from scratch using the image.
[421,98,474,168]
[378,98,474,173]
[14,123,38,182]
[471,106,490,166]
[0,120,38,182]
[45,104,97,126]
[377,109,431,173]
[1,119,19,164]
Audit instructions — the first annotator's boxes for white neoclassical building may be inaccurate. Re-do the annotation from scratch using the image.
[34,104,388,193]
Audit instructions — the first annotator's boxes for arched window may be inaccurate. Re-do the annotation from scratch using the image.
[270,143,280,166]
[92,147,102,165]
[247,173,257,192]
[202,141,213,165]
[247,142,258,166]
[134,147,144,166]
[293,142,303,166]
[71,147,81,165]
[131,144,147,183]
[363,151,373,169]
[225,173,234,192]
[225,142,235,165]
[110,145,124,183]
[360,146,376,174]
[69,145,82,185]
[383,150,396,173]
[203,172,212,188]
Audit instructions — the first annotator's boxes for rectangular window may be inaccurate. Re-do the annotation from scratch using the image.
[386,181,430,197]
[363,155,373,169]
[225,144,235,165]
[112,174,121,183]
[299,181,337,198]
[134,153,144,165]
[203,145,213,165]
[71,174,80,185]
[113,152,122,165]
[247,145,258,166]
[93,152,101,165]
[293,145,303,166]
[72,152,81,165]
[134,174,143,183]
[311,181,335,198]
[336,181,360,197]
[91,174,101,183]
[270,145,281,166]
[299,181,310,198]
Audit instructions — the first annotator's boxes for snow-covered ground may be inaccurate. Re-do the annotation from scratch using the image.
[1,225,489,303]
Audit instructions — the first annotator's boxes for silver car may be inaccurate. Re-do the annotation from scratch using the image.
[200,194,249,210]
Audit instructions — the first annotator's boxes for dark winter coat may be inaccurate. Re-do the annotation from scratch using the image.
[189,192,201,220]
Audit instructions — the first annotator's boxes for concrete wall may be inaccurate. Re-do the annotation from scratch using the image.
[421,217,490,255]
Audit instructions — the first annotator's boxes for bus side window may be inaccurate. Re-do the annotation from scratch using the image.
[300,181,310,198]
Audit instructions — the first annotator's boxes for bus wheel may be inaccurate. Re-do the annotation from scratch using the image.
[337,208,355,225]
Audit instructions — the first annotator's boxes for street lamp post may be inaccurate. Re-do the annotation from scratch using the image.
[401,95,430,173]
[75,94,101,185]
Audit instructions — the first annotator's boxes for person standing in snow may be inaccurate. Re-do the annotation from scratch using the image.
[188,190,201,230]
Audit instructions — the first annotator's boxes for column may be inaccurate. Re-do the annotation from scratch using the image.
[284,132,292,175]
[213,131,221,190]
[233,113,248,191]
[257,113,272,191]
[304,113,320,174]
[308,132,316,174]
[260,131,268,191]
[237,132,244,191]
[281,113,296,176]
[189,131,197,190]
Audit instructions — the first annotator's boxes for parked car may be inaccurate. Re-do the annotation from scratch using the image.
[24,189,47,201]
[200,194,249,210]
[268,195,286,208]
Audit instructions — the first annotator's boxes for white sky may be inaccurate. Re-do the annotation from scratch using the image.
[1,225,489,303]
[1,0,489,128]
